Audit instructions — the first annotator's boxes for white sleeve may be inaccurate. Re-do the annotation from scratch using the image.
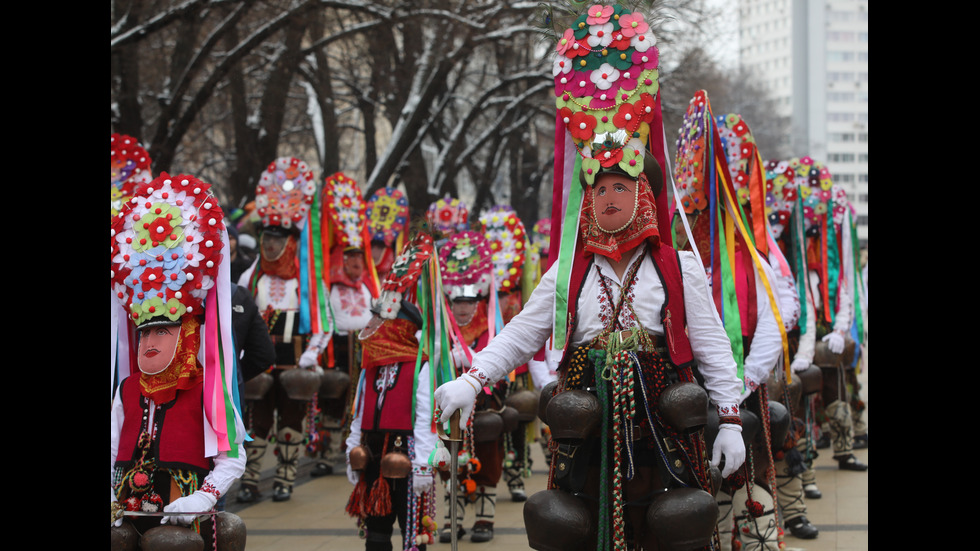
[678,252,743,411]
[412,362,437,468]
[742,260,783,390]
[346,375,364,453]
[768,249,800,331]
[469,264,558,384]
[203,445,246,498]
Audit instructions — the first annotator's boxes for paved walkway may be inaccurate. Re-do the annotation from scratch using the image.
[227,348,868,551]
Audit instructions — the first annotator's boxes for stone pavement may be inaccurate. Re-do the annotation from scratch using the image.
[227,348,868,551]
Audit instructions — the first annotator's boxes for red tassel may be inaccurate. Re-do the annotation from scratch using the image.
[745,498,765,518]
[345,477,366,518]
[367,476,392,517]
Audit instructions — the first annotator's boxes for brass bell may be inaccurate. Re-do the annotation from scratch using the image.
[348,444,372,471]
[379,451,412,479]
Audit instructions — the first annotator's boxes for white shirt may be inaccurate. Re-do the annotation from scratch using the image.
[469,247,742,411]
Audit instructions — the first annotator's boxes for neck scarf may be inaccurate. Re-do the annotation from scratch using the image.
[139,317,203,404]
[360,318,426,371]
[580,173,661,262]
[260,235,299,279]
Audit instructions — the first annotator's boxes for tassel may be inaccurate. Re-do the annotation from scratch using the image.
[367,475,392,517]
[345,476,366,518]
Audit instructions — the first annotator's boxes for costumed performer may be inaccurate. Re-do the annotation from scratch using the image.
[111,172,247,550]
[437,230,504,544]
[344,232,441,551]
[237,156,332,502]
[315,172,379,477]
[436,5,745,549]
[672,102,788,551]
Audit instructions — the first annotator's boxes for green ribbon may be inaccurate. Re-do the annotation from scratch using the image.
[553,155,585,350]
[715,202,745,381]
[825,213,840,325]
[308,195,334,333]
[849,214,865,344]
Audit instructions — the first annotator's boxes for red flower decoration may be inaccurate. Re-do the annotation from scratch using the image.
[569,111,597,141]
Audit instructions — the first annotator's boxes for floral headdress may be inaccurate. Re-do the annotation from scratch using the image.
[254,157,317,232]
[376,232,436,320]
[323,172,368,251]
[366,187,409,249]
[674,90,713,215]
[426,195,469,238]
[111,134,153,219]
[479,206,527,295]
[763,159,799,240]
[111,172,245,454]
[553,2,661,185]
[438,231,493,302]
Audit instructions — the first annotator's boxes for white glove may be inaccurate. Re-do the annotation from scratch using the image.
[822,331,845,354]
[413,468,434,495]
[711,425,746,478]
[435,373,480,432]
[298,348,320,369]
[161,490,217,525]
[346,462,360,486]
[790,357,811,373]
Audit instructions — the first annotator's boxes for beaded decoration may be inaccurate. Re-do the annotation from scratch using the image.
[376,232,435,319]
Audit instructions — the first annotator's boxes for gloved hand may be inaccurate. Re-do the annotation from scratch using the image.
[711,425,746,478]
[435,373,480,432]
[413,468,434,495]
[822,331,845,354]
[298,348,320,369]
[790,357,811,373]
[161,490,217,525]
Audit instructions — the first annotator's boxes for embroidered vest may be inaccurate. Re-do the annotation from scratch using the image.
[115,376,212,477]
[361,361,417,432]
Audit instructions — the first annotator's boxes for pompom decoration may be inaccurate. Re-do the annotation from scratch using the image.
[479,206,527,294]
[111,173,225,326]
[324,172,367,249]
[429,443,452,471]
[111,133,153,219]
[254,156,317,231]
[438,231,493,301]
[745,498,765,518]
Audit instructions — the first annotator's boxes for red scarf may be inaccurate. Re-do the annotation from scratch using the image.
[360,318,426,371]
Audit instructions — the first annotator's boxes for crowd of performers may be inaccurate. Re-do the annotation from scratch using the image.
[111,4,867,551]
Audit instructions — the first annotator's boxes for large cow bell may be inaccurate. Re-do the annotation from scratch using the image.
[280,368,321,401]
